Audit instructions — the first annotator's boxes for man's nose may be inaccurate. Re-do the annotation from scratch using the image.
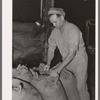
[53,23,56,26]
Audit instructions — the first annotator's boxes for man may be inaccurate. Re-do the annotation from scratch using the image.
[44,8,90,100]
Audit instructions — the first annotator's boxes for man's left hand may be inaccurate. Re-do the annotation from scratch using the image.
[49,68,60,77]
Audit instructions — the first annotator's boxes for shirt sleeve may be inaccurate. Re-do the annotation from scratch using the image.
[67,29,80,51]
[48,31,56,52]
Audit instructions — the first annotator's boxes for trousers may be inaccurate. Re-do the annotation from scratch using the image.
[60,54,90,100]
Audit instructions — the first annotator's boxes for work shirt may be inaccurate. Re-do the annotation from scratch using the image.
[48,21,87,64]
[48,21,89,100]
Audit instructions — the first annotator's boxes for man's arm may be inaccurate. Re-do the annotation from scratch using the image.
[43,48,55,71]
[44,30,56,71]
[55,29,80,73]
[47,48,55,66]
[56,48,76,73]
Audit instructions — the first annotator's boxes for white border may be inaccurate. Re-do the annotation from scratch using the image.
[95,0,98,100]
[2,0,98,100]
[2,0,12,100]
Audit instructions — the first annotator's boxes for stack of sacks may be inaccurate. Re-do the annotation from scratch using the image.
[30,63,68,100]
[12,64,43,100]
[12,64,68,100]
[13,22,44,62]
[13,22,35,32]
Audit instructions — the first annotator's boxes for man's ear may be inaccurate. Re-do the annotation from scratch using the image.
[60,16,64,21]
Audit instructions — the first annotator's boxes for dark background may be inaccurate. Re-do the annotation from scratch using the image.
[13,0,95,42]
[13,0,95,22]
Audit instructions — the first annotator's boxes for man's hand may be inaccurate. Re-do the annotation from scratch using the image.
[50,70,59,77]
[43,65,50,71]
[49,67,61,77]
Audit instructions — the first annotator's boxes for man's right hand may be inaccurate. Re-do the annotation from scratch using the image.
[43,65,50,71]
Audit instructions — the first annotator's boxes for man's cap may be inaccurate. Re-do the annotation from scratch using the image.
[48,8,65,17]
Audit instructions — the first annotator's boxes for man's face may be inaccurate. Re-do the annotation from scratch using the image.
[49,14,63,28]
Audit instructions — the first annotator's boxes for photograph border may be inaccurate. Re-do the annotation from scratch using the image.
[95,0,99,100]
[0,0,2,99]
[2,0,99,100]
[2,0,12,99]
[98,0,100,99]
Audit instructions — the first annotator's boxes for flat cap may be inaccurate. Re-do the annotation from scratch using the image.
[48,8,65,17]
